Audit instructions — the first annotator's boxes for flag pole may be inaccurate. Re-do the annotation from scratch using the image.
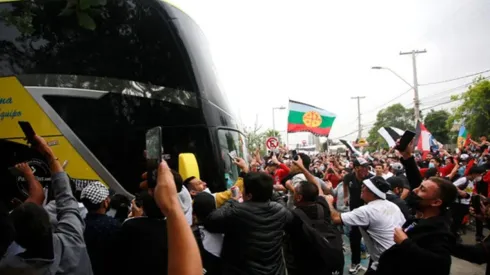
[286,99,289,149]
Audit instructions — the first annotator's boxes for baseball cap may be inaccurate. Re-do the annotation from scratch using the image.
[460,154,470,161]
[363,176,390,199]
[353,157,370,167]
[386,176,405,190]
[390,163,404,171]
[81,182,110,204]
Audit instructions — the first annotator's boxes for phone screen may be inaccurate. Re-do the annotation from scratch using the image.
[146,127,163,188]
[228,150,237,160]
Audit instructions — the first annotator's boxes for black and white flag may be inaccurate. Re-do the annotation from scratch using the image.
[378,127,404,147]
[340,139,362,156]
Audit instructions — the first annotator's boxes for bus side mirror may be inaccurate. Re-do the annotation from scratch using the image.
[178,153,200,181]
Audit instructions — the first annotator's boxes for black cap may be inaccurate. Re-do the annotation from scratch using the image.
[387,176,405,190]
[193,192,216,222]
[354,157,370,167]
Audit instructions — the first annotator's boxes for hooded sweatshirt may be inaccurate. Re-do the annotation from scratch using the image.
[376,214,453,275]
[0,172,93,275]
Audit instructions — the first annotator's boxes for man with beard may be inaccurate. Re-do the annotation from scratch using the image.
[376,141,458,275]
[342,157,371,274]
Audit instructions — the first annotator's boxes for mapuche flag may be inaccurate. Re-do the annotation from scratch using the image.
[457,125,471,149]
[287,100,336,136]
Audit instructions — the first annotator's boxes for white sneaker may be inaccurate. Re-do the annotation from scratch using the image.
[349,263,362,274]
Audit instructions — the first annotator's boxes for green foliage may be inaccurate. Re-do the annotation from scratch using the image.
[424,110,450,144]
[244,126,282,156]
[447,78,490,138]
[0,7,35,35]
[3,0,107,32]
[367,103,416,149]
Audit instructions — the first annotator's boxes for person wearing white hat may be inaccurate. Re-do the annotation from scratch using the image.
[326,176,406,275]
[80,182,121,275]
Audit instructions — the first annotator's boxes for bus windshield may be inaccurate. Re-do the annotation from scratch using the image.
[0,0,243,194]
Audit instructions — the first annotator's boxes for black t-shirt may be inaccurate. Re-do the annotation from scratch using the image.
[284,197,333,275]
[481,143,488,152]
[115,217,168,275]
[344,172,368,210]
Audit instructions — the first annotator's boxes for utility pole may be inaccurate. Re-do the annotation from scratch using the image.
[400,49,427,125]
[351,96,366,139]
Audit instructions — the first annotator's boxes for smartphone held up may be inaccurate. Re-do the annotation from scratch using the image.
[18,121,37,145]
[396,130,416,152]
[146,127,163,189]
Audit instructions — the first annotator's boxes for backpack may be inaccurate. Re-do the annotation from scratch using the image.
[293,205,344,274]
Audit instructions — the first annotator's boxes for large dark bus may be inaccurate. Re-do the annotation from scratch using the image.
[0,0,247,204]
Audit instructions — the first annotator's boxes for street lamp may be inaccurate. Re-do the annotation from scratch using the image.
[371,66,421,124]
[272,106,286,137]
[371,66,414,89]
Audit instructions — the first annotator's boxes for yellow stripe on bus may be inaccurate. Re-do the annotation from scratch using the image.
[0,76,105,185]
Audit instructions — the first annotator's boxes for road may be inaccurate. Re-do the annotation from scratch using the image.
[342,228,487,275]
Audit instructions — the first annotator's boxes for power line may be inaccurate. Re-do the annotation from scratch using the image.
[418,75,490,102]
[361,88,412,115]
[331,121,376,140]
[331,129,360,140]
[419,69,490,86]
[420,98,463,111]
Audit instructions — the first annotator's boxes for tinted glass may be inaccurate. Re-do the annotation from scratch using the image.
[43,93,213,194]
[217,129,248,186]
[0,0,194,91]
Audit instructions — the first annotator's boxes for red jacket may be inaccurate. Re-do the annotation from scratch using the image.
[325,173,341,189]
[420,163,454,178]
[273,163,290,184]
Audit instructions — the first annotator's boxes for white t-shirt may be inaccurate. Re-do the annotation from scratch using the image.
[198,226,224,258]
[286,174,307,209]
[341,199,406,270]
[382,172,393,179]
[453,177,474,205]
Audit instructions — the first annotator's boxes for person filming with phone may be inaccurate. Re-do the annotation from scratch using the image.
[0,135,94,275]
[376,138,458,275]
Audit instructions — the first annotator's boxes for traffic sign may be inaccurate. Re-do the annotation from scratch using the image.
[357,138,368,147]
[266,137,279,150]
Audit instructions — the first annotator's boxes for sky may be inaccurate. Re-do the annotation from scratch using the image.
[172,0,490,146]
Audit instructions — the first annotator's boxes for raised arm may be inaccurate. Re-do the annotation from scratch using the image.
[15,163,45,205]
[292,156,325,196]
[398,140,423,190]
[154,160,202,275]
[32,136,85,241]
[214,157,248,208]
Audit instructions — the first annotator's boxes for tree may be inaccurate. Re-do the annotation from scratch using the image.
[244,123,264,155]
[424,110,450,144]
[367,103,416,149]
[447,78,490,138]
[263,129,281,138]
[244,125,284,156]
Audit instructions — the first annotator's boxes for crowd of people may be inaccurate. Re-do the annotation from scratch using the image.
[1,134,490,275]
